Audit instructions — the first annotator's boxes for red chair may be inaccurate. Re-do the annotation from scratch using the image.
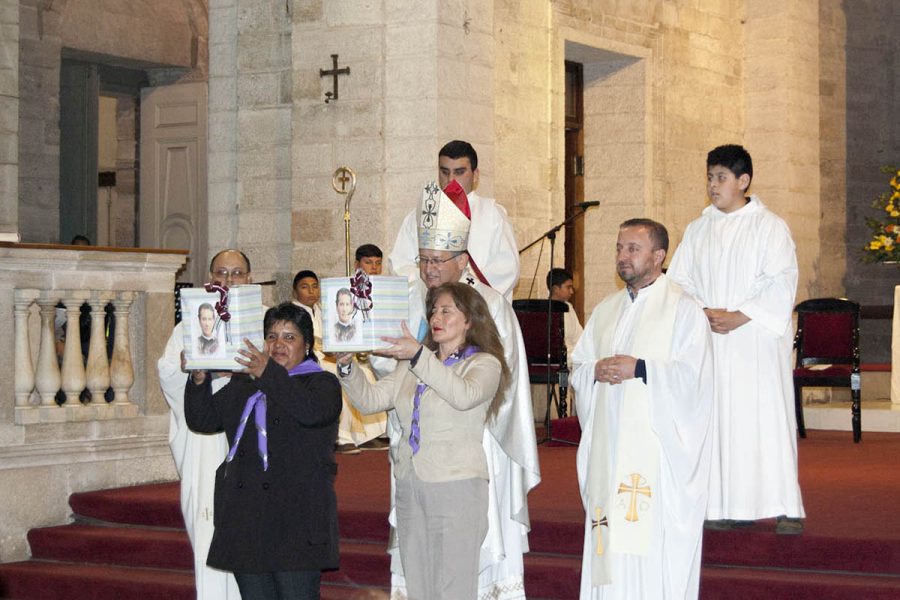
[512,299,570,439]
[793,298,861,442]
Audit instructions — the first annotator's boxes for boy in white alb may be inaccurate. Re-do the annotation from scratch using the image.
[666,144,805,534]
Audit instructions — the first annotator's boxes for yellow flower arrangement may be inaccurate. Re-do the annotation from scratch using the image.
[862,166,900,263]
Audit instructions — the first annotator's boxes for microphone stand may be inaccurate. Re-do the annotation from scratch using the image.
[519,204,595,445]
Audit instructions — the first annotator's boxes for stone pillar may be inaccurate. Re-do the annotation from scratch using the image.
[17,0,62,242]
[109,292,134,405]
[744,0,821,300]
[0,0,19,239]
[207,0,239,253]
[208,0,293,286]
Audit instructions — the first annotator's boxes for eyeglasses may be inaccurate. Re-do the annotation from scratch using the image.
[212,268,248,280]
[415,255,459,267]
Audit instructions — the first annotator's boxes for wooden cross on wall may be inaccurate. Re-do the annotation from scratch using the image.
[320,54,350,103]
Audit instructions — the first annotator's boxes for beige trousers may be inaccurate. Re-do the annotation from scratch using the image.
[395,471,489,600]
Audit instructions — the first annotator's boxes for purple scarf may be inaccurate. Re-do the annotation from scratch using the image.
[225,358,323,471]
[409,345,480,455]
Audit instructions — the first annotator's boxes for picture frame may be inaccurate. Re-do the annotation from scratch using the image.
[321,275,409,353]
[181,284,265,371]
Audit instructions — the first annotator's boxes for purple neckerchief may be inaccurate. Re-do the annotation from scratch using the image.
[226,358,323,471]
[409,345,480,455]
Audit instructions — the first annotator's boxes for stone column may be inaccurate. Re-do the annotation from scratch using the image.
[109,292,135,405]
[85,294,111,404]
[13,290,36,408]
[34,296,61,406]
[59,293,89,406]
[0,0,19,239]
[744,0,821,299]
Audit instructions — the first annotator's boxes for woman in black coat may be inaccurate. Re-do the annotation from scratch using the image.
[185,302,342,600]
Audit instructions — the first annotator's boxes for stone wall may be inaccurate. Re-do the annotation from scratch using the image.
[843,0,900,363]
[0,0,17,239]
[16,0,197,244]
[550,1,747,308]
[291,0,391,284]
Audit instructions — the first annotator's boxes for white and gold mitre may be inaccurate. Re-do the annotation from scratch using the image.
[416,180,471,251]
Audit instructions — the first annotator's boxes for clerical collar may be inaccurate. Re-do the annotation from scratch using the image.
[626,275,661,301]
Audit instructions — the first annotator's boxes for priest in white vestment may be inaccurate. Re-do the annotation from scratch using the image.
[572,220,713,599]
[372,180,540,599]
[666,144,805,532]
[158,250,247,600]
[389,139,520,301]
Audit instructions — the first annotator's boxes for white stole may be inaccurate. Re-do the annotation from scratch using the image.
[586,276,680,585]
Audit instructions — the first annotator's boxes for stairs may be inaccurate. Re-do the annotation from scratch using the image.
[3,435,900,599]
[0,480,582,599]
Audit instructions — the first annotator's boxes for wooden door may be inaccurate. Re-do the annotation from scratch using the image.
[139,82,207,284]
[564,61,585,320]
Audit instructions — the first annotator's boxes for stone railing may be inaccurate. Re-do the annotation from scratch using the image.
[2,244,188,425]
[0,243,188,562]
[15,289,139,424]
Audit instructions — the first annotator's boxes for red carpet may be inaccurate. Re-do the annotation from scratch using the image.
[1,430,899,599]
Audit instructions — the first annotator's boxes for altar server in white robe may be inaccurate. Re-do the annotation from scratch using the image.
[572,219,713,600]
[158,249,245,600]
[372,180,540,599]
[667,144,805,533]
[389,139,520,301]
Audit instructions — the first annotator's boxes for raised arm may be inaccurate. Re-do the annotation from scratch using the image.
[410,349,501,412]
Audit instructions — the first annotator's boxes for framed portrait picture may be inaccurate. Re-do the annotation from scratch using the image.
[181,284,265,371]
[321,275,409,353]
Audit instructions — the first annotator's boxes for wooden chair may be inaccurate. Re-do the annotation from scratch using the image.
[512,299,570,441]
[793,297,861,442]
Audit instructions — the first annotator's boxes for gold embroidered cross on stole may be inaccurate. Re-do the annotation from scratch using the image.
[617,473,652,522]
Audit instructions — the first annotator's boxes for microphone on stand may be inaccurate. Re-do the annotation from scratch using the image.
[576,201,600,209]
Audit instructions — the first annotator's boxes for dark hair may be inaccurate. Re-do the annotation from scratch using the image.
[707,144,753,186]
[197,302,215,318]
[70,235,91,245]
[335,288,352,305]
[619,218,669,255]
[546,268,573,291]
[292,269,319,288]
[208,249,251,274]
[355,244,383,261]
[263,302,317,363]
[439,140,478,171]
[423,282,509,419]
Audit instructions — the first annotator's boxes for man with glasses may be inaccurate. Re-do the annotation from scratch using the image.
[371,183,539,599]
[157,249,251,600]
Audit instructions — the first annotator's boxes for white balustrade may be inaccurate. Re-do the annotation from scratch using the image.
[5,244,187,426]
[13,290,139,421]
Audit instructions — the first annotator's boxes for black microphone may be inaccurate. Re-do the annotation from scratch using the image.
[576,201,600,209]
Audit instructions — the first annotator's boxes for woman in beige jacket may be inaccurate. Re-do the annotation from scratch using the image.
[337,281,509,599]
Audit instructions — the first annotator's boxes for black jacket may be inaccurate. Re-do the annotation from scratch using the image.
[185,359,342,573]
